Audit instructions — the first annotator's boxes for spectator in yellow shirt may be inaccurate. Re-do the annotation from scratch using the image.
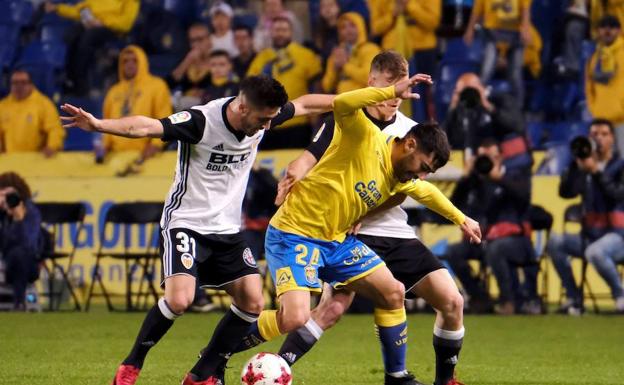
[247,16,322,149]
[44,0,140,96]
[369,0,440,119]
[465,0,532,105]
[586,15,624,154]
[321,12,381,94]
[0,70,65,157]
[102,45,172,161]
[590,0,624,38]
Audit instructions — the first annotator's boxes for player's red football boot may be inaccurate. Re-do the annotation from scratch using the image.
[111,364,140,385]
[444,378,466,385]
[181,373,223,385]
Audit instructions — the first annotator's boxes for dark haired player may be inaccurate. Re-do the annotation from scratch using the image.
[272,52,480,385]
[61,75,334,385]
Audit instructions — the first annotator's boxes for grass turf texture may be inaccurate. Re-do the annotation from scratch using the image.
[0,312,623,385]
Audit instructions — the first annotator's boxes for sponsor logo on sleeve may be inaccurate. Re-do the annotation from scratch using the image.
[168,111,192,124]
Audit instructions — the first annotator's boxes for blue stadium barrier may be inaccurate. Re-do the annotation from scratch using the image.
[0,1,34,27]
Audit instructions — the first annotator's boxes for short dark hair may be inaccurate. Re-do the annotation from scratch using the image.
[233,24,253,36]
[478,137,501,150]
[370,51,408,81]
[590,118,615,134]
[403,122,450,170]
[0,172,32,200]
[11,68,31,81]
[209,49,231,61]
[240,75,288,108]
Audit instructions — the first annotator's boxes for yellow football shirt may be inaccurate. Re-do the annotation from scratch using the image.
[270,85,465,242]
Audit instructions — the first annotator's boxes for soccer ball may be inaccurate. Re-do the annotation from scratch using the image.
[240,352,292,385]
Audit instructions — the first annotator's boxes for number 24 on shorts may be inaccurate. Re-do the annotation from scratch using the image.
[294,244,320,266]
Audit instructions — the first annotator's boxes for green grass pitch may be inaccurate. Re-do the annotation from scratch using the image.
[1,312,623,384]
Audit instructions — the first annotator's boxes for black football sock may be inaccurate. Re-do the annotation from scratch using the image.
[123,298,179,369]
[433,326,464,385]
[278,318,324,365]
[190,304,259,380]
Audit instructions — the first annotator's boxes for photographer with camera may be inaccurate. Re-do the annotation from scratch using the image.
[445,138,537,315]
[443,73,528,163]
[546,118,624,315]
[0,172,42,311]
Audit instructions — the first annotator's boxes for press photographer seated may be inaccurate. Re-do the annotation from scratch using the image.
[547,118,624,314]
[0,172,42,311]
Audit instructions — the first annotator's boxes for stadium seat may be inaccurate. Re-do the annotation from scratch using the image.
[37,202,87,311]
[149,53,181,78]
[0,1,34,26]
[26,41,66,68]
[164,0,196,26]
[442,37,484,65]
[233,13,259,30]
[0,43,16,69]
[0,23,20,45]
[39,13,74,43]
[85,202,163,312]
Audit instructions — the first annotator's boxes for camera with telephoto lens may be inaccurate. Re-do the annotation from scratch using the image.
[474,155,494,176]
[458,87,482,110]
[570,135,597,159]
[5,191,21,209]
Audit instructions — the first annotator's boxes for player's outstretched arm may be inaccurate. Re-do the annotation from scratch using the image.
[60,103,164,138]
[275,150,318,205]
[399,180,482,243]
[291,94,335,116]
[333,73,432,120]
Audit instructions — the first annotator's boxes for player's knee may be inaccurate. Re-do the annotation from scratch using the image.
[279,307,310,333]
[441,291,464,319]
[165,293,194,314]
[239,294,265,315]
[382,281,405,309]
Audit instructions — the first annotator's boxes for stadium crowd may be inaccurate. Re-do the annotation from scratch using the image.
[0,0,624,316]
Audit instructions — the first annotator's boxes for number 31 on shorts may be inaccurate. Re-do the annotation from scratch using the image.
[176,232,196,257]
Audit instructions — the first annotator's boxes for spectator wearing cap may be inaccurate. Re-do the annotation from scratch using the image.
[232,25,257,79]
[0,69,65,157]
[209,2,239,58]
[253,0,304,52]
[247,16,322,149]
[586,15,624,155]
